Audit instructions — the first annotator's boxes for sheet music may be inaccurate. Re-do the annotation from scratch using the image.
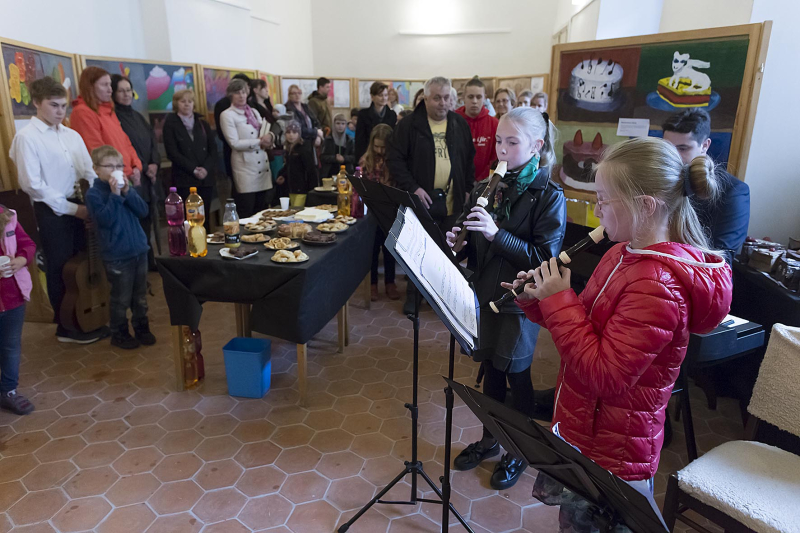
[394,208,478,346]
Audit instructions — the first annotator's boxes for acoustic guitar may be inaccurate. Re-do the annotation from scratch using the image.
[60,179,110,333]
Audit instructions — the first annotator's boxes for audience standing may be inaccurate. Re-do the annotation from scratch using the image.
[456,77,499,183]
[285,84,323,148]
[278,121,318,207]
[388,87,404,115]
[531,92,548,113]
[214,73,252,182]
[355,82,397,163]
[321,113,355,179]
[494,88,515,119]
[307,77,333,135]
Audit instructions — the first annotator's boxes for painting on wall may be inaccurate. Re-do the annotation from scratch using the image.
[497,76,547,100]
[202,67,256,128]
[258,72,280,104]
[2,42,75,122]
[555,124,627,193]
[358,81,374,108]
[280,78,317,105]
[85,59,194,117]
[332,79,351,108]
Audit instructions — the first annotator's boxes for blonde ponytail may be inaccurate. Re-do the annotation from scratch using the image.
[502,107,558,168]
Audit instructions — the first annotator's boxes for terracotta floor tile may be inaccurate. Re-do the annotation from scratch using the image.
[274,445,323,474]
[270,424,315,448]
[4,520,57,533]
[112,447,164,476]
[309,428,355,454]
[124,404,169,426]
[337,508,391,533]
[200,519,250,533]
[238,494,294,529]
[304,409,345,431]
[129,388,171,407]
[350,432,394,459]
[89,398,135,421]
[231,400,272,421]
[196,414,240,437]
[231,419,275,443]
[236,465,287,497]
[120,424,168,449]
[148,479,204,514]
[63,465,119,497]
[158,409,203,431]
[34,435,86,462]
[316,451,365,480]
[326,475,376,511]
[286,500,340,533]
[387,513,441,533]
[470,494,522,531]
[56,396,102,416]
[51,496,112,532]
[0,480,25,512]
[162,391,203,411]
[10,409,60,433]
[0,431,49,457]
[333,395,372,415]
[155,428,204,455]
[380,417,413,441]
[280,471,330,503]
[83,419,129,443]
[0,455,38,483]
[144,512,203,533]
[195,435,242,461]
[521,502,560,531]
[361,456,405,485]
[234,440,282,468]
[195,459,244,490]
[192,487,247,522]
[7,488,68,525]
[73,441,126,468]
[106,473,162,506]
[153,452,203,482]
[369,398,409,420]
[195,395,238,416]
[326,379,362,397]
[96,502,156,533]
[265,405,308,426]
[45,414,94,438]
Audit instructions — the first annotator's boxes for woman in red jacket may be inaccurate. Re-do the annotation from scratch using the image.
[70,66,142,185]
[507,137,732,530]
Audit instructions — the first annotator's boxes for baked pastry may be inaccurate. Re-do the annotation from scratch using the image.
[278,223,313,238]
[245,221,276,232]
[314,204,338,212]
[241,233,269,243]
[271,250,309,263]
[317,221,349,233]
[230,245,258,258]
[264,237,299,250]
[303,231,337,244]
[333,215,356,225]
[260,209,296,220]
[208,232,225,244]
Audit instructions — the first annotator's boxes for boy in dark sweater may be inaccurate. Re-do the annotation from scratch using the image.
[85,146,156,350]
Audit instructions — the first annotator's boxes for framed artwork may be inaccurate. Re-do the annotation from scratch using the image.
[197,65,257,128]
[281,78,317,104]
[496,74,550,100]
[549,22,770,201]
[257,71,281,105]
[281,77,352,109]
[357,79,426,109]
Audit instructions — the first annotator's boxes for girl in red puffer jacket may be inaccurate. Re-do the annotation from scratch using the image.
[506,137,732,531]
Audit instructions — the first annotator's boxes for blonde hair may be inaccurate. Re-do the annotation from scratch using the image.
[362,124,393,185]
[598,137,720,254]
[500,107,557,168]
[91,145,123,166]
[495,87,516,106]
[172,89,194,110]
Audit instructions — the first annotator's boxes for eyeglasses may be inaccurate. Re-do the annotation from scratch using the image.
[98,164,125,170]
[595,198,619,208]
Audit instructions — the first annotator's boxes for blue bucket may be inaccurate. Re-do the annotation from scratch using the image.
[222,337,272,398]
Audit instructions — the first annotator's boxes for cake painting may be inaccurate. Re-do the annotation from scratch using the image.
[560,129,607,192]
[567,57,625,112]
[647,50,721,111]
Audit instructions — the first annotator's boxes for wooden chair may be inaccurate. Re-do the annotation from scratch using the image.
[662,323,800,533]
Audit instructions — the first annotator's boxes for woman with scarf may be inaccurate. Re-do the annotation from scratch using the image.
[162,89,217,232]
[220,78,275,217]
[111,75,159,269]
[285,84,323,148]
[321,113,355,179]
[445,107,566,490]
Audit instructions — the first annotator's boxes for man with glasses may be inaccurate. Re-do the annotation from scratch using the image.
[10,77,106,344]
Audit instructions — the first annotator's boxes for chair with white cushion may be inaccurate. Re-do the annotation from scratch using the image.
[662,323,800,533]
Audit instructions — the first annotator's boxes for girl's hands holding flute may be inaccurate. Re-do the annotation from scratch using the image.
[462,206,499,242]
[500,258,571,302]
[445,227,460,248]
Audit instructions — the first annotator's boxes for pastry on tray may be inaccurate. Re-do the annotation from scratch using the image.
[271,250,309,263]
[278,223,313,238]
[207,231,225,244]
[260,209,297,220]
[314,204,338,212]
[241,233,269,243]
[264,237,299,250]
[317,221,349,233]
[303,231,337,244]
[244,220,276,232]
[333,215,357,225]
[230,245,258,258]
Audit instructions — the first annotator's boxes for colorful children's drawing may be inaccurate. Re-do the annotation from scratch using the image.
[2,43,75,119]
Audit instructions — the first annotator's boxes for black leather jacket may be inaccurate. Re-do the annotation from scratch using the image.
[456,166,567,313]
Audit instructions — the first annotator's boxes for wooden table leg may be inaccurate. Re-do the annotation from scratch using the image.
[234,303,252,337]
[234,304,243,337]
[337,307,346,353]
[297,343,307,406]
[344,301,350,347]
[172,326,185,391]
[362,274,371,310]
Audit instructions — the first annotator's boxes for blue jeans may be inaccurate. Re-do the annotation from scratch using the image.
[104,253,149,332]
[0,304,26,393]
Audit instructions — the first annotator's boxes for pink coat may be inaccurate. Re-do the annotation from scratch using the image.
[0,208,34,309]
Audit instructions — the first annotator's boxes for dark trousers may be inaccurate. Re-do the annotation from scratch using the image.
[104,253,149,332]
[176,186,214,233]
[481,360,536,441]
[371,227,396,285]
[33,202,85,326]
[236,189,275,219]
[138,212,155,269]
[0,304,25,393]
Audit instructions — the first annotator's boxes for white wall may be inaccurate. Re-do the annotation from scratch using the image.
[309,0,558,79]
[570,0,601,43]
[660,0,753,33]
[596,0,663,40]
[251,0,314,75]
[745,1,800,243]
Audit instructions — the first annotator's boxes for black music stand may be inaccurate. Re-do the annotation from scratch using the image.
[338,180,475,533]
[448,378,670,533]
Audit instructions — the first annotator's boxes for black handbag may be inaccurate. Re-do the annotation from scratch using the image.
[428,174,453,221]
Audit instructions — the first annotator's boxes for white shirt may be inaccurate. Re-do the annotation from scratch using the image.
[9,116,96,216]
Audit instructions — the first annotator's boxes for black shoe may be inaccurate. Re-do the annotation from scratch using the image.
[56,325,106,345]
[490,453,526,490]
[532,387,556,422]
[111,329,140,350]
[134,324,157,346]
[453,440,500,471]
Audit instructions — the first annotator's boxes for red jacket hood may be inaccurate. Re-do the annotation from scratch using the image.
[622,242,732,334]
[456,106,490,122]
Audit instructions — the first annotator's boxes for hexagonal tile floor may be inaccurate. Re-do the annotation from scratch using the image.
[0,273,736,532]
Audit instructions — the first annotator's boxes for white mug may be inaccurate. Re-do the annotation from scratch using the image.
[280,197,290,210]
[111,170,126,190]
[0,255,12,278]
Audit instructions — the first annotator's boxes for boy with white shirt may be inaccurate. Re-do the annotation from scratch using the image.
[9,77,106,344]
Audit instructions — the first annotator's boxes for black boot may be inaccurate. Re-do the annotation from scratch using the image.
[453,439,500,471]
[133,320,156,346]
[490,453,526,490]
[111,327,140,350]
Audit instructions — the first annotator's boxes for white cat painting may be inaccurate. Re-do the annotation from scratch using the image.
[669,52,711,92]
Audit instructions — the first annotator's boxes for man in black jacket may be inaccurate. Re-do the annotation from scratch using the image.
[387,76,476,313]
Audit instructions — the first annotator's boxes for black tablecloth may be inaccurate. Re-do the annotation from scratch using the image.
[306,190,338,207]
[156,217,376,344]
[731,259,800,331]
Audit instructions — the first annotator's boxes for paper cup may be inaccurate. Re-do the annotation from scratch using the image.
[280,197,290,210]
[322,178,334,189]
[111,170,125,189]
[0,256,11,278]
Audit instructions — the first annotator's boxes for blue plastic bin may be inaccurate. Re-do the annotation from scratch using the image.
[223,337,272,398]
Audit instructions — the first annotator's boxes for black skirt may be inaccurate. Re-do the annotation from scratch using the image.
[472,309,540,373]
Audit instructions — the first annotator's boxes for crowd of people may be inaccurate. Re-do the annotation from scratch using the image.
[2,66,752,531]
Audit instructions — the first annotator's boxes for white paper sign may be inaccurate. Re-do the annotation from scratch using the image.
[617,118,650,138]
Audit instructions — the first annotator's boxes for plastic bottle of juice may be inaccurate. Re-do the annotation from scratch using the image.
[186,187,208,257]
[223,199,240,248]
[337,165,351,217]
[182,326,201,389]
[165,187,187,256]
[351,166,364,218]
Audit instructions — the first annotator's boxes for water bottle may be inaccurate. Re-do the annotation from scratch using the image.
[336,165,351,217]
[186,187,207,258]
[165,187,187,256]
[223,198,240,248]
[351,167,364,218]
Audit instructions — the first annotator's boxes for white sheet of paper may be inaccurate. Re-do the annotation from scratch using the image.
[722,314,748,327]
[617,118,650,138]
[394,209,478,346]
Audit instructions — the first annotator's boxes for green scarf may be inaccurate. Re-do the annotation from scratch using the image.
[494,155,540,221]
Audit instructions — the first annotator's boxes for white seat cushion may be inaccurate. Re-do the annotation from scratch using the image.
[677,440,800,533]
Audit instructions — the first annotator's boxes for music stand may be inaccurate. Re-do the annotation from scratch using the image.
[338,180,475,533]
[447,378,670,533]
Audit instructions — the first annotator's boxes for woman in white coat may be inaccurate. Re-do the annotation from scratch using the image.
[220,78,275,217]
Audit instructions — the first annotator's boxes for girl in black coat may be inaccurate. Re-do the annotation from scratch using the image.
[446,107,566,490]
[162,90,217,232]
[277,122,318,208]
[321,113,355,179]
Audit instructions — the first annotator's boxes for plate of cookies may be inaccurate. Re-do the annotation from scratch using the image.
[277,223,313,239]
[244,220,277,233]
[271,250,309,263]
[219,245,259,260]
[264,237,299,250]
[317,221,349,233]
[302,231,337,246]
[314,204,339,213]
[241,233,270,243]
[333,215,357,225]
